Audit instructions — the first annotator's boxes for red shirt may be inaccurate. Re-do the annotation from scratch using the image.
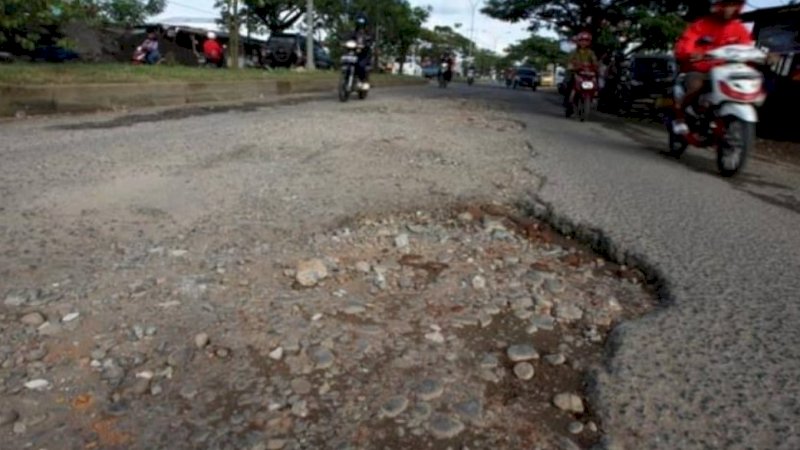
[203,39,223,62]
[675,16,753,72]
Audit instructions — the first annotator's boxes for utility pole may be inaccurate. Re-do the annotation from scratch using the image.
[306,0,315,70]
[468,0,481,60]
[229,0,240,69]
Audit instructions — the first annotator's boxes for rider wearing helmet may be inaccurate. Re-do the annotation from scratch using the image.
[203,31,225,68]
[349,13,372,83]
[563,32,599,112]
[672,0,753,134]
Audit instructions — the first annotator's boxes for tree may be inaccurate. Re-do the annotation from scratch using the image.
[316,0,429,70]
[472,48,504,76]
[482,0,691,54]
[221,0,306,34]
[378,2,430,72]
[0,1,78,50]
[101,0,166,26]
[503,34,563,69]
[418,25,474,60]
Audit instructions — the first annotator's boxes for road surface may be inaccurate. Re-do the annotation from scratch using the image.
[1,83,799,449]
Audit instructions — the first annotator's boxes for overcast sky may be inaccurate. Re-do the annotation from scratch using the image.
[155,0,792,52]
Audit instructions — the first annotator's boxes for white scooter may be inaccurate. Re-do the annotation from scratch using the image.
[667,44,767,177]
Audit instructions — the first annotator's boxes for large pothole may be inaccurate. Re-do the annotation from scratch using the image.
[0,205,655,450]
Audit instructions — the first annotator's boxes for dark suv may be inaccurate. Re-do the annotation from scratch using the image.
[262,33,333,69]
[513,67,540,91]
[614,55,677,114]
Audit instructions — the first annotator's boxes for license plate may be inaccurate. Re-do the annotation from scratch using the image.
[340,55,358,64]
[656,97,674,108]
[581,81,595,90]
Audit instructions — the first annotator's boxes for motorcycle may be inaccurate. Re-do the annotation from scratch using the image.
[666,44,767,177]
[467,68,476,86]
[566,64,598,122]
[338,40,370,102]
[438,61,452,88]
[132,46,147,65]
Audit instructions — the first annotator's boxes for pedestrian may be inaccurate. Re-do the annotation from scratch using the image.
[135,30,161,65]
[203,32,225,68]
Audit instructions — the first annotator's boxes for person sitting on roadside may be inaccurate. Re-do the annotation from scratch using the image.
[203,32,225,68]
[137,31,161,65]
[672,0,752,135]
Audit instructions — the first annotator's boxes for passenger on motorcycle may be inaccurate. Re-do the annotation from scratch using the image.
[672,0,753,135]
[563,32,599,113]
[348,13,372,84]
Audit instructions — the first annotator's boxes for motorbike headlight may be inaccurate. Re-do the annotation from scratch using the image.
[345,40,358,50]
[581,81,595,90]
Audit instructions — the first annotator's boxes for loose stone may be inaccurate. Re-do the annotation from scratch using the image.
[513,362,535,380]
[553,393,585,414]
[507,344,539,362]
[381,396,409,418]
[428,414,465,439]
[416,379,444,401]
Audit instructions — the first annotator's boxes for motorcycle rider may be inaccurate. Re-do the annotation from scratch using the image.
[348,13,372,85]
[440,50,455,79]
[672,0,752,135]
[564,32,599,115]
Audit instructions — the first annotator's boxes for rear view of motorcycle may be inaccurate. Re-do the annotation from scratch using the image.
[339,40,370,102]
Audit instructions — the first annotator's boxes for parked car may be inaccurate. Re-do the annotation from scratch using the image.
[262,33,332,70]
[513,67,540,91]
[556,67,567,94]
[31,46,80,63]
[610,54,677,115]
[421,64,440,79]
[539,72,555,87]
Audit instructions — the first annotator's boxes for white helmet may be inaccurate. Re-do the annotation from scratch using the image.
[207,32,217,40]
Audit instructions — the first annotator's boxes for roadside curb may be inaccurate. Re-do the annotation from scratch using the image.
[0,76,425,117]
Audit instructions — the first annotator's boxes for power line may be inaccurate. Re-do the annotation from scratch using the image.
[168,0,218,16]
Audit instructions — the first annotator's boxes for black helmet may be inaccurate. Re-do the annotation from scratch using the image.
[355,13,368,29]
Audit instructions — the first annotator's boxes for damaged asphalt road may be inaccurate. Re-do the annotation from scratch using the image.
[1,83,799,449]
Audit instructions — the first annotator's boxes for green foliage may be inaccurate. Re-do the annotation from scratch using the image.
[482,0,692,54]
[418,25,473,60]
[503,34,562,69]
[101,0,166,26]
[0,0,165,51]
[316,0,429,67]
[1,1,74,50]
[472,48,504,76]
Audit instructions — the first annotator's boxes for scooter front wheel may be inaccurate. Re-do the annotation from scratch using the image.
[666,123,688,158]
[717,118,754,177]
[577,97,587,122]
[339,82,351,103]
